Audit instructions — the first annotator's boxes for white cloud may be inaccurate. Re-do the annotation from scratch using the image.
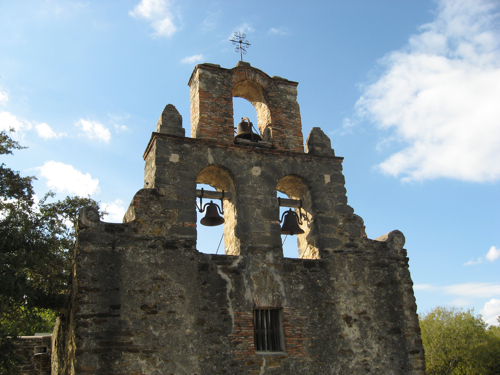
[102,199,126,223]
[36,1,88,18]
[464,246,500,265]
[0,112,66,140]
[0,91,8,105]
[268,27,288,36]
[416,282,500,298]
[443,282,500,298]
[486,245,500,262]
[480,298,500,326]
[0,111,32,133]
[414,284,438,291]
[37,161,100,197]
[448,298,472,307]
[114,124,129,132]
[239,23,254,34]
[463,257,483,266]
[129,0,177,38]
[230,24,254,40]
[355,0,500,182]
[181,54,204,64]
[35,123,65,139]
[75,119,111,143]
[108,113,130,133]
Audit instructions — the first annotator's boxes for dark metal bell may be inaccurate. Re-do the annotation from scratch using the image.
[280,209,304,235]
[200,202,225,226]
[235,117,262,142]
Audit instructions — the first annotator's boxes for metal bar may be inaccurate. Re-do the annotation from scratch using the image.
[265,310,271,351]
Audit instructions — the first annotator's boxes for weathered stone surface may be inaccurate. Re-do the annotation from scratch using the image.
[375,230,406,251]
[51,63,425,375]
[305,127,335,156]
[12,335,52,374]
[156,104,185,137]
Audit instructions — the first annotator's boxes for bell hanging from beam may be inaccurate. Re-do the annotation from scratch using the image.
[235,117,262,142]
[200,201,225,227]
[280,209,304,235]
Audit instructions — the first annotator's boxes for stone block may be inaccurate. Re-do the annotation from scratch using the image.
[156,104,185,137]
[305,127,335,156]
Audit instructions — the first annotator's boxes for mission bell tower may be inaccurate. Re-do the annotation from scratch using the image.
[52,62,426,374]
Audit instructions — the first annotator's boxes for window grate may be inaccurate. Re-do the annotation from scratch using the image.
[253,309,283,352]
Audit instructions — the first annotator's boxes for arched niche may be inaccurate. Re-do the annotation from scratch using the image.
[276,174,319,259]
[196,165,240,256]
[232,80,271,137]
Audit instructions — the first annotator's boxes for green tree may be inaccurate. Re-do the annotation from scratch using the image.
[420,306,500,375]
[0,130,105,373]
[484,317,500,374]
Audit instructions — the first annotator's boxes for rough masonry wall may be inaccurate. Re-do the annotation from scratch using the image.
[54,212,424,374]
[14,335,52,375]
[52,134,425,374]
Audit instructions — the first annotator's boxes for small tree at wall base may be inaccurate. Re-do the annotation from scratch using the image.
[0,130,106,373]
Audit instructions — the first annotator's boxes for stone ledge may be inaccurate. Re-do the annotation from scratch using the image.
[143,132,344,162]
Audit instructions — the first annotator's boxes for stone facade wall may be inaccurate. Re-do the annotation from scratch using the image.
[53,215,424,374]
[51,132,425,374]
[52,62,425,374]
[14,335,52,375]
[140,134,352,257]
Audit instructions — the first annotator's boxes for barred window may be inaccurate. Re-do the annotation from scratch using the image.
[253,309,283,352]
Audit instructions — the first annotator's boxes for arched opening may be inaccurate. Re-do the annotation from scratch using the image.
[196,165,239,256]
[277,190,299,258]
[276,175,319,259]
[232,80,272,139]
[233,97,259,138]
[196,183,225,254]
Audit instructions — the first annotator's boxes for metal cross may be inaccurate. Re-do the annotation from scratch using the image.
[229,31,251,61]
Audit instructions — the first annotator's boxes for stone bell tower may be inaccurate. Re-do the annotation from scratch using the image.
[52,62,425,374]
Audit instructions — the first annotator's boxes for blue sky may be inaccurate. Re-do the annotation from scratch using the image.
[1,0,499,325]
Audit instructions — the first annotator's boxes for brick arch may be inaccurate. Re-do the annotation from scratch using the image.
[188,63,304,152]
[196,164,240,256]
[276,174,319,259]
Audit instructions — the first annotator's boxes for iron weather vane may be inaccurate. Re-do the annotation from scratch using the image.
[229,31,251,61]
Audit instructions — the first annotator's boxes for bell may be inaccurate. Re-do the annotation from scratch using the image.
[235,117,262,142]
[200,201,225,226]
[280,209,304,235]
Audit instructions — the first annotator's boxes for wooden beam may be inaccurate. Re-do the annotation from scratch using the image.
[196,189,232,200]
[278,198,301,208]
[196,189,301,207]
[234,138,273,148]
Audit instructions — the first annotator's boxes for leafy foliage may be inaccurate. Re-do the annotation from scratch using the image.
[420,307,500,375]
[0,130,105,373]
